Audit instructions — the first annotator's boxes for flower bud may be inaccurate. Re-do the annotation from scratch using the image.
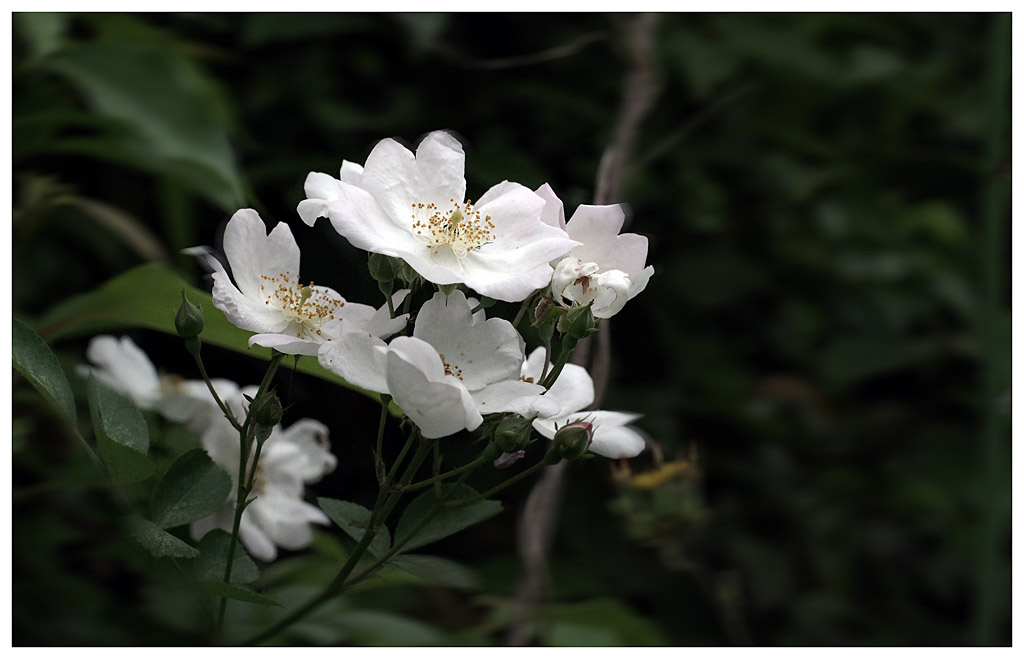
[175,290,205,339]
[552,420,593,461]
[558,303,597,340]
[493,415,534,454]
[368,253,400,283]
[249,389,283,428]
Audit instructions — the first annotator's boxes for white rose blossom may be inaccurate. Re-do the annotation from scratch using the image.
[318,290,559,438]
[186,208,408,356]
[76,334,238,433]
[521,348,646,459]
[543,202,655,319]
[190,387,336,562]
[298,130,580,302]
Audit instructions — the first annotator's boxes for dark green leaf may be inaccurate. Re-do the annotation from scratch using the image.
[195,529,259,585]
[36,263,379,402]
[394,485,502,553]
[335,610,444,646]
[125,516,199,559]
[540,597,669,646]
[318,498,390,558]
[151,448,231,529]
[12,317,76,424]
[197,580,281,607]
[86,377,154,484]
[390,554,481,591]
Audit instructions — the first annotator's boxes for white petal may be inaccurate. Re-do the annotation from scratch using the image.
[588,423,646,458]
[317,332,390,394]
[339,160,364,184]
[249,333,322,355]
[273,418,336,483]
[592,269,633,319]
[210,268,291,334]
[324,187,436,262]
[356,137,421,225]
[385,337,482,439]
[238,513,277,562]
[82,335,160,408]
[522,348,595,417]
[471,380,561,418]
[223,209,301,299]
[535,182,566,229]
[413,291,525,390]
[412,130,467,208]
[565,205,650,277]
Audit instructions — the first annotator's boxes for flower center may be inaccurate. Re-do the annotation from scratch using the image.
[410,198,495,259]
[259,271,344,339]
[438,353,464,380]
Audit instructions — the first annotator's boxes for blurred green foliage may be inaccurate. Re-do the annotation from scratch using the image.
[12,12,1010,646]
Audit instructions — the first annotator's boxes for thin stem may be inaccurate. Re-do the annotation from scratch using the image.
[216,352,284,632]
[540,337,553,383]
[541,337,578,389]
[444,459,551,507]
[397,453,489,493]
[512,293,535,329]
[242,435,432,645]
[373,395,391,484]
[191,351,243,432]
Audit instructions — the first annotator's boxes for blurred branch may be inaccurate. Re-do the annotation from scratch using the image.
[506,13,661,647]
[435,31,607,70]
[630,80,762,175]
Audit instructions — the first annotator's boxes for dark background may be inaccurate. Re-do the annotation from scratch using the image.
[12,12,1011,646]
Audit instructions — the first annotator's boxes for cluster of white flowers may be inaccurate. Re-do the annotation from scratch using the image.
[78,336,336,562]
[198,130,653,455]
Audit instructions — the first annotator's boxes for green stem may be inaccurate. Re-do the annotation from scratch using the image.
[241,435,432,645]
[541,337,579,389]
[217,352,285,632]
[396,453,489,493]
[512,293,536,329]
[373,395,391,484]
[191,351,243,432]
[444,459,551,507]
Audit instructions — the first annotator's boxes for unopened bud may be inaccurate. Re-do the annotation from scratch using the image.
[494,415,534,454]
[558,303,597,340]
[175,290,205,339]
[368,253,400,283]
[249,389,283,429]
[553,420,593,461]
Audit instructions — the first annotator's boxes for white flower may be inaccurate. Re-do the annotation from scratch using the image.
[318,290,559,438]
[521,348,646,459]
[548,204,654,319]
[186,208,408,356]
[190,387,336,562]
[76,334,238,433]
[298,130,580,302]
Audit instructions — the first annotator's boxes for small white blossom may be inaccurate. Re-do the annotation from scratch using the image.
[187,209,408,356]
[190,387,337,562]
[521,348,646,458]
[546,203,654,319]
[76,335,237,433]
[318,290,558,438]
[299,131,580,302]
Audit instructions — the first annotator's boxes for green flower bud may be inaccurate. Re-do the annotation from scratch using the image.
[249,389,283,428]
[368,253,400,283]
[175,290,205,339]
[552,420,593,461]
[438,283,458,296]
[493,415,534,454]
[558,303,597,340]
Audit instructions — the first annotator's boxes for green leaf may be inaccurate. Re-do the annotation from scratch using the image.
[197,580,281,607]
[86,377,155,484]
[539,597,669,646]
[125,516,199,559]
[151,448,232,529]
[394,485,502,553]
[37,263,378,401]
[12,316,76,424]
[390,554,481,591]
[195,529,259,585]
[335,610,444,646]
[317,498,390,558]
[46,40,244,210]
